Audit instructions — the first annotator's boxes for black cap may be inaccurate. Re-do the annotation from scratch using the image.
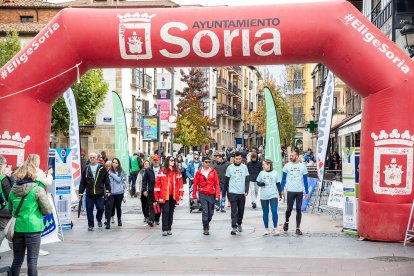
[202,156,211,162]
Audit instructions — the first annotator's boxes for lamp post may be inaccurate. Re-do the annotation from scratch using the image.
[400,22,414,58]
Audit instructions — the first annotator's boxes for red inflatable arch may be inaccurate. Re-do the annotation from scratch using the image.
[0,0,413,241]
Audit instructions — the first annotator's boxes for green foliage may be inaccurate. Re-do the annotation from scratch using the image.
[174,68,214,147]
[51,69,108,133]
[252,78,295,147]
[0,31,21,67]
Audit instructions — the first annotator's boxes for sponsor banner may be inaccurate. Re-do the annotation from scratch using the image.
[112,91,130,176]
[327,181,343,209]
[52,148,73,230]
[41,194,63,244]
[264,87,282,177]
[342,147,360,234]
[316,71,334,183]
[63,88,81,190]
[143,116,159,141]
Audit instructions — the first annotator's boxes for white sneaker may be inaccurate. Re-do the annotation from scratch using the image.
[263,229,269,236]
[273,229,280,236]
[39,249,49,256]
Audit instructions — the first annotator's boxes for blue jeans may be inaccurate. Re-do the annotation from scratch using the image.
[86,195,105,227]
[11,232,41,276]
[261,197,278,228]
[215,183,226,209]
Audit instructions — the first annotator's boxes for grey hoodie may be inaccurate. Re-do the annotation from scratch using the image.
[8,181,52,217]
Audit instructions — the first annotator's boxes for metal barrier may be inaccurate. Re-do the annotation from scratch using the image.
[310,180,343,220]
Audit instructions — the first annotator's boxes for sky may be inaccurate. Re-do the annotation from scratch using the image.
[174,0,333,6]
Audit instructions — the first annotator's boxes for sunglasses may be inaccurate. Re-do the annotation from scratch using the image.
[204,161,211,163]
[169,159,175,162]
[194,157,199,160]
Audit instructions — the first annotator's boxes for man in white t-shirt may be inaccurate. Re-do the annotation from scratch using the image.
[281,148,309,236]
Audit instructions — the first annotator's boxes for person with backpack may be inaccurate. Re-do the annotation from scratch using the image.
[142,155,162,227]
[79,152,111,231]
[247,152,262,209]
[8,162,52,276]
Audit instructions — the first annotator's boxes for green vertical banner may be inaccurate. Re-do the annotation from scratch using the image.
[264,87,283,177]
[112,91,130,176]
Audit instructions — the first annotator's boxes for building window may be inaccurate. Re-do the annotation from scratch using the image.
[20,16,34,22]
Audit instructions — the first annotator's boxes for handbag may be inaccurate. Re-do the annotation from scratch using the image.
[153,202,161,214]
[4,194,28,242]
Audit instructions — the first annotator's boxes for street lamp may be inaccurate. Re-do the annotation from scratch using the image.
[400,22,414,58]
[307,106,317,151]
[310,106,315,120]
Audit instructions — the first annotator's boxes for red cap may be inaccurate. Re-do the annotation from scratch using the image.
[152,154,160,161]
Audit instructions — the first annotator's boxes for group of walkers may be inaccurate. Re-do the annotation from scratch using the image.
[0,154,53,276]
[78,152,127,231]
[127,147,310,237]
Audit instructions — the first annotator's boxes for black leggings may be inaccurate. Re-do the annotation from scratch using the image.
[285,191,303,228]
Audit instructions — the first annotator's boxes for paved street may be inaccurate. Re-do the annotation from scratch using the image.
[1,185,414,275]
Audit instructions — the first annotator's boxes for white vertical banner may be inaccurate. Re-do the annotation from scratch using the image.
[316,71,335,182]
[63,88,82,194]
[157,73,172,89]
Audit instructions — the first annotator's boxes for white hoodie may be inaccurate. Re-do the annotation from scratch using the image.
[36,168,53,187]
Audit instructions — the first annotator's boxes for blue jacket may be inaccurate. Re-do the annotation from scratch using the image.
[186,161,201,179]
[109,169,126,195]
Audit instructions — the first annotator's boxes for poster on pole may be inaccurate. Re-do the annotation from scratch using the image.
[342,147,360,235]
[157,73,172,90]
[157,99,171,132]
[143,116,159,141]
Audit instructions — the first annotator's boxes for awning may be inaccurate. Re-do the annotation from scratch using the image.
[338,113,361,136]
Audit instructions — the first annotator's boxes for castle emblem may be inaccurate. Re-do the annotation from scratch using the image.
[371,129,413,195]
[0,131,31,173]
[118,12,156,60]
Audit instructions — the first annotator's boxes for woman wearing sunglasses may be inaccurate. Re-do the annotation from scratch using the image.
[192,156,220,235]
[154,156,183,236]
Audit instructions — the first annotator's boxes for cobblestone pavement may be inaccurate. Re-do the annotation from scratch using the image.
[1,185,414,275]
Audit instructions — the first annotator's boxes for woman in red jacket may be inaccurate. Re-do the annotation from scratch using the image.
[154,156,183,236]
[193,156,220,235]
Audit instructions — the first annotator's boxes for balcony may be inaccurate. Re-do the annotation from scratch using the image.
[217,77,227,89]
[227,82,242,97]
[228,66,242,76]
[143,74,152,92]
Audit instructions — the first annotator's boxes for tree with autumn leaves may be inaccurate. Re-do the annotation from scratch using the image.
[252,78,295,148]
[174,68,215,149]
